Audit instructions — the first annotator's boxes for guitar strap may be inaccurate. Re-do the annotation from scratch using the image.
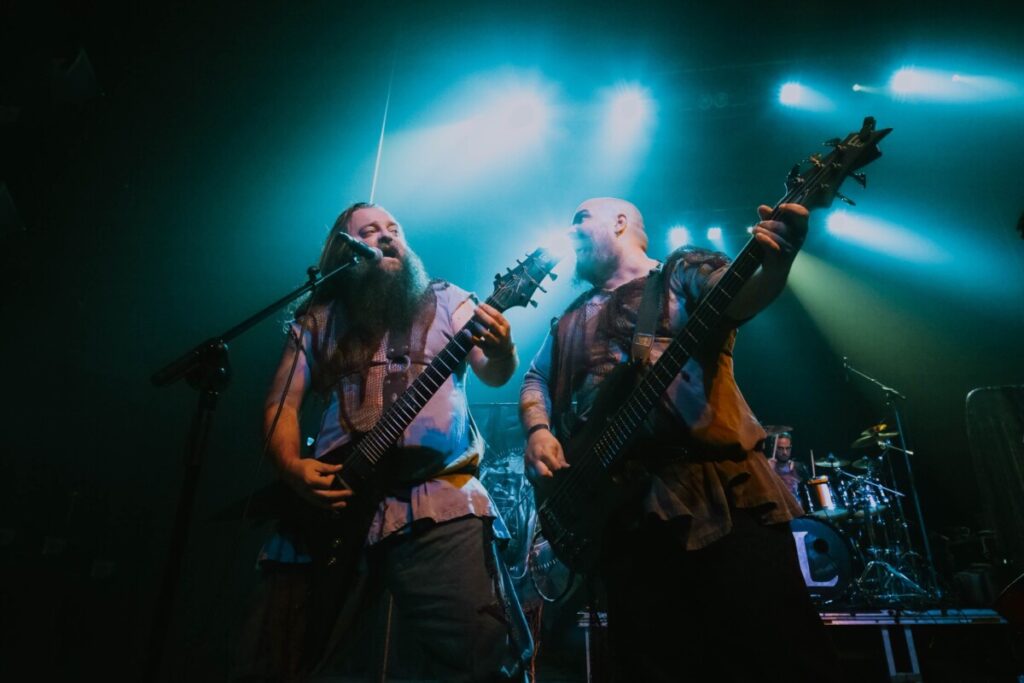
[630,264,664,366]
[381,287,437,418]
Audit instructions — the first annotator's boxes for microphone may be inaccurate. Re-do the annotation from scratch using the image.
[335,232,383,262]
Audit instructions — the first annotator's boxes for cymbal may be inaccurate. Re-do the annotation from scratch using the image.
[851,457,875,470]
[762,424,793,436]
[850,432,898,449]
[814,456,850,468]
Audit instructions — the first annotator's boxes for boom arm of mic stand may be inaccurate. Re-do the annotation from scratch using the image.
[844,359,907,400]
[150,260,360,387]
[143,255,361,680]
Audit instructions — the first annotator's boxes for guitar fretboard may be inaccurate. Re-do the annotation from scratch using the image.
[342,295,499,472]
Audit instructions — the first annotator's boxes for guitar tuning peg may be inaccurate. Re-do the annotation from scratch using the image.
[824,137,842,147]
[494,272,501,280]
[549,272,558,281]
[515,259,523,265]
[538,285,548,293]
[836,192,857,206]
[852,172,867,188]
[506,267,513,273]
[529,300,538,308]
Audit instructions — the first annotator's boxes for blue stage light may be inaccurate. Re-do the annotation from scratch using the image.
[373,70,560,205]
[668,226,691,250]
[600,82,656,155]
[706,226,724,251]
[778,82,834,112]
[888,67,1019,102]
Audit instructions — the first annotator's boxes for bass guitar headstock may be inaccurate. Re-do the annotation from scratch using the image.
[785,116,893,210]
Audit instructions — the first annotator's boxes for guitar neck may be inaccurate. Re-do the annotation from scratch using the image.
[345,296,498,469]
[591,240,765,465]
[593,186,818,468]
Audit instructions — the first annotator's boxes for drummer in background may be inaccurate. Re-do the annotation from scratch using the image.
[767,432,809,508]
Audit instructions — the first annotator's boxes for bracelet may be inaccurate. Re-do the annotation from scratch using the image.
[527,423,551,437]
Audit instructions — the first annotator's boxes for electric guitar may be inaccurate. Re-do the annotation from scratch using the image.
[534,117,893,574]
[282,247,560,656]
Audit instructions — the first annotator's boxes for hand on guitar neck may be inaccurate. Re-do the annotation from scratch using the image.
[726,202,809,321]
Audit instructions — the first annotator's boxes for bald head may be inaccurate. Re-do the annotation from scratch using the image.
[571,196,657,288]
[573,197,648,251]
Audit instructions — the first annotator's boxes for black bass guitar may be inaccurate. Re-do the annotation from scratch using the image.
[534,117,892,574]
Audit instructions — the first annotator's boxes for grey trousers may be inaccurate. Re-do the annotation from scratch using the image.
[369,515,530,681]
[233,516,530,682]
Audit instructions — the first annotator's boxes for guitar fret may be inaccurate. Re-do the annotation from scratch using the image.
[409,383,431,403]
[391,401,416,423]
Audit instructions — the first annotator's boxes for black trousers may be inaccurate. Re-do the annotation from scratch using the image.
[601,510,838,683]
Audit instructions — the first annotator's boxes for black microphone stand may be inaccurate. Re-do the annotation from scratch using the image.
[144,257,362,680]
[844,358,942,601]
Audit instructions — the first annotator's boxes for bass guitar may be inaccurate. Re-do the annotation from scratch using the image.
[534,117,892,574]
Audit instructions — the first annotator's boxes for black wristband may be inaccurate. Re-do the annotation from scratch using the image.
[527,423,551,437]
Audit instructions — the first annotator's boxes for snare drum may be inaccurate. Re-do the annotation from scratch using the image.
[803,475,849,521]
[790,517,859,604]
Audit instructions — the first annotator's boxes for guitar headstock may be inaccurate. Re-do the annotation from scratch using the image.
[488,248,562,312]
[785,117,893,210]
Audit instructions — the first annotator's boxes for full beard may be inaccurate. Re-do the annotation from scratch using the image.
[573,244,617,288]
[335,249,430,366]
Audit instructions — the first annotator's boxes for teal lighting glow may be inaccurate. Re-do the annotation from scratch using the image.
[887,67,1019,102]
[706,226,724,251]
[376,70,560,204]
[668,225,691,250]
[778,82,834,111]
[602,83,655,154]
[825,210,949,264]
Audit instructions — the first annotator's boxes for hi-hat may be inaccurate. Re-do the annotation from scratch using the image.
[851,456,877,470]
[762,424,793,436]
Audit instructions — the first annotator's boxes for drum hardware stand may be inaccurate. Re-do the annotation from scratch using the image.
[145,257,365,680]
[843,358,943,604]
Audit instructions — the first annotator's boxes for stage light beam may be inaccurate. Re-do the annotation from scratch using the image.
[888,67,1019,102]
[825,210,949,263]
[604,84,654,147]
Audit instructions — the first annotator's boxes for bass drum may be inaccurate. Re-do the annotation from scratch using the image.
[789,516,860,604]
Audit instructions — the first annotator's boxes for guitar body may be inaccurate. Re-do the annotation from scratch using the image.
[275,437,389,662]
[535,364,650,574]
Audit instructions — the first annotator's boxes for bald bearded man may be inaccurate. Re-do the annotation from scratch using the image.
[519,198,836,681]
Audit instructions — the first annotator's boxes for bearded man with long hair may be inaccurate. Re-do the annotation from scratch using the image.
[236,203,531,682]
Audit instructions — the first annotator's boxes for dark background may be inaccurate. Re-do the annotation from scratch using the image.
[1,0,1022,679]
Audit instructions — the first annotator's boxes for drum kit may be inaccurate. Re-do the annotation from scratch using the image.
[771,422,940,608]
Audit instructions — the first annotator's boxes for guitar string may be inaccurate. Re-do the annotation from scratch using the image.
[538,137,861,523]
[542,132,871,514]
[542,197,816,511]
[341,257,554,478]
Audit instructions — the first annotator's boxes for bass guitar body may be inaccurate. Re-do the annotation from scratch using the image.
[534,364,649,575]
